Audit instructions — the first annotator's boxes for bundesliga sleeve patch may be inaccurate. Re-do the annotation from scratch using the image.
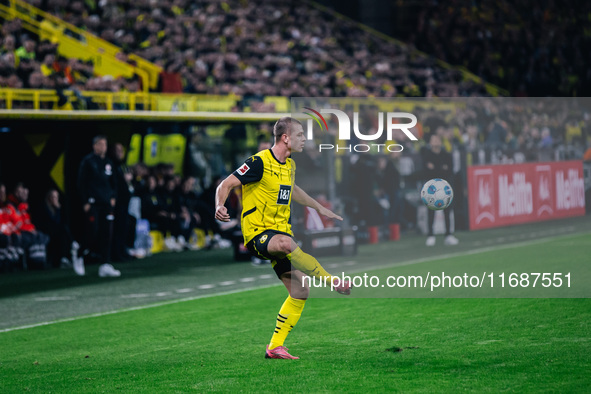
[237,163,250,175]
[233,156,263,184]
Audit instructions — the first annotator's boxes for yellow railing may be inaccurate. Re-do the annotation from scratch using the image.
[0,88,252,112]
[0,0,161,91]
[0,88,469,114]
[0,88,149,110]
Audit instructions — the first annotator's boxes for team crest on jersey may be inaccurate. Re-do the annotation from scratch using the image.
[237,163,250,175]
[259,234,268,243]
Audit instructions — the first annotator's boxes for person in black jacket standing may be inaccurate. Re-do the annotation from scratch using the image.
[109,142,135,262]
[420,133,459,247]
[35,188,84,275]
[77,135,121,277]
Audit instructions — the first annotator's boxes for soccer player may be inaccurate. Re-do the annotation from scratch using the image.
[215,117,351,360]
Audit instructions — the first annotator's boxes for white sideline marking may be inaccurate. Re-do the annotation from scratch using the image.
[0,284,281,333]
[239,277,255,282]
[155,292,172,297]
[219,281,236,286]
[1,230,587,334]
[351,230,590,275]
[176,288,193,293]
[34,296,74,302]
[121,294,150,299]
[258,274,273,279]
[327,263,340,268]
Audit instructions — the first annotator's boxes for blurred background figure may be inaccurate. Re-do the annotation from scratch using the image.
[377,151,403,241]
[109,142,135,262]
[77,135,121,277]
[34,188,84,275]
[6,182,50,270]
[0,181,20,271]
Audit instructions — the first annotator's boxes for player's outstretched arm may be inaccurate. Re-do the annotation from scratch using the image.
[292,185,343,221]
[215,174,241,222]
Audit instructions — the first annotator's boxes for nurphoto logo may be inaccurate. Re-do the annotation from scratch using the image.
[302,107,418,153]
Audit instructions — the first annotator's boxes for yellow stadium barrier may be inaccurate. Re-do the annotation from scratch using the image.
[0,88,251,112]
[0,88,154,110]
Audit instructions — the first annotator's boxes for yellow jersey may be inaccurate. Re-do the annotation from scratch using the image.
[232,149,295,244]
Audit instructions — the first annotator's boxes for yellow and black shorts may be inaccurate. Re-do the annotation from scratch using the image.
[246,229,295,278]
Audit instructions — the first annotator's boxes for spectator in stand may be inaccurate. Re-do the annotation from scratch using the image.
[139,174,160,228]
[6,182,50,270]
[36,40,58,62]
[53,56,75,86]
[0,51,17,77]
[158,175,184,251]
[130,161,150,197]
[139,174,181,251]
[17,58,37,88]
[4,72,23,88]
[177,176,202,228]
[34,188,84,275]
[0,35,16,57]
[39,53,55,78]
[158,60,183,93]
[77,135,121,277]
[27,71,45,89]
[15,38,36,65]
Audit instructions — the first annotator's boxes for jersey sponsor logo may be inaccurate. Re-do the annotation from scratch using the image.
[237,163,250,175]
[276,185,292,205]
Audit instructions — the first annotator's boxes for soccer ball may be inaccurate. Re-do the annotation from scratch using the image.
[421,178,453,210]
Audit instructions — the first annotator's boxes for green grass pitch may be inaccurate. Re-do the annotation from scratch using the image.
[1,228,590,392]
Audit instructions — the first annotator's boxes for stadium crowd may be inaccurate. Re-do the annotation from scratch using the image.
[18,0,591,99]
[14,0,486,98]
[405,0,591,97]
[2,0,589,100]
